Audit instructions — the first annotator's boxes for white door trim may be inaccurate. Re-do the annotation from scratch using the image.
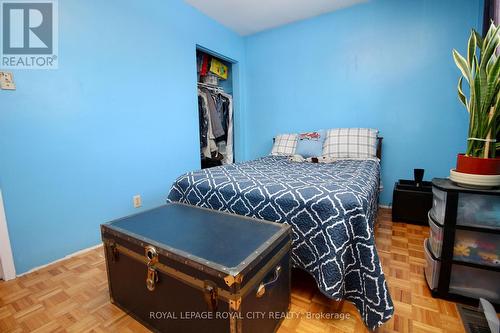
[0,189,16,280]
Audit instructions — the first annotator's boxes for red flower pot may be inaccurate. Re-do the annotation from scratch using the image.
[456,154,500,175]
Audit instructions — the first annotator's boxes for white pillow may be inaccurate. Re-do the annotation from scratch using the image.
[271,134,298,156]
[322,128,378,158]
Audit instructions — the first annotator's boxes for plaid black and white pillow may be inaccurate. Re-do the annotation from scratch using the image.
[271,134,298,156]
[323,128,378,158]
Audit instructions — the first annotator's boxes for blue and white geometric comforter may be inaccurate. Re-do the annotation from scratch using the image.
[167,156,394,329]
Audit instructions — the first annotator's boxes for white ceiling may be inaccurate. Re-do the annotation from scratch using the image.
[185,0,367,36]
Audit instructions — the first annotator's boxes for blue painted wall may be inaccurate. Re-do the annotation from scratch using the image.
[0,0,246,274]
[244,0,484,204]
[1,0,485,274]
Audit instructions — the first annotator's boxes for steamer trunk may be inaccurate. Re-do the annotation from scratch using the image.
[101,203,291,333]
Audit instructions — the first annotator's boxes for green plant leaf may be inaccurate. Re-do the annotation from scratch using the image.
[457,77,468,108]
[473,29,484,49]
[453,49,472,83]
[480,24,500,72]
[484,21,496,47]
[486,53,497,74]
[457,23,500,157]
[467,31,476,68]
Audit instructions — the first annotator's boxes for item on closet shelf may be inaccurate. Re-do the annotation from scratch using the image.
[295,130,326,158]
[209,58,228,79]
[202,73,219,85]
[200,54,210,76]
[271,134,298,156]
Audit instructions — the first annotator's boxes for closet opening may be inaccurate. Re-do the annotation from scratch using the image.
[196,47,236,169]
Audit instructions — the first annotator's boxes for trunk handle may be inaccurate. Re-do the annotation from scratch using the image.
[256,265,282,298]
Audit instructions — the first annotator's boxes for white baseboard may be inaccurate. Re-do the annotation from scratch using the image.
[0,190,16,281]
[14,204,393,279]
[17,243,103,278]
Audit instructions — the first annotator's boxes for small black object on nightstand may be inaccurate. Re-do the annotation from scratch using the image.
[392,179,433,225]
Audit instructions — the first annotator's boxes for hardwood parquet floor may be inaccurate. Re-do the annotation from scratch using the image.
[0,209,472,332]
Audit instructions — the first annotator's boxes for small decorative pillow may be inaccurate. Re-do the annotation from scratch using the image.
[323,128,378,158]
[271,134,298,156]
[295,130,326,158]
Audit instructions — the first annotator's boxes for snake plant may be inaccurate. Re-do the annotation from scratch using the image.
[453,22,500,158]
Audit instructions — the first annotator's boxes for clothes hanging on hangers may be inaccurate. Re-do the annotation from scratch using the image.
[198,95,208,150]
[197,86,233,165]
[201,88,225,139]
[220,92,233,164]
[198,90,218,160]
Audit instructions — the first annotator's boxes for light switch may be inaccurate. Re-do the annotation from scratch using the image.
[0,72,15,90]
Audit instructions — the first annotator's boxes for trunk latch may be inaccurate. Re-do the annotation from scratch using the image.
[145,245,159,291]
[203,280,218,312]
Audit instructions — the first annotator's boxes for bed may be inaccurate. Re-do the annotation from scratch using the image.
[167,151,394,329]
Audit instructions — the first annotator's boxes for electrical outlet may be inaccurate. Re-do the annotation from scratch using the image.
[133,195,142,208]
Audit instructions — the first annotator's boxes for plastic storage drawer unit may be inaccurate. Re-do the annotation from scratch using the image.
[453,230,500,267]
[457,193,500,229]
[428,213,500,267]
[449,264,500,304]
[430,187,500,229]
[428,212,444,258]
[424,238,440,290]
[430,187,447,224]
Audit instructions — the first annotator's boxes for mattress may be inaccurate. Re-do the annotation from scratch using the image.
[167,155,393,329]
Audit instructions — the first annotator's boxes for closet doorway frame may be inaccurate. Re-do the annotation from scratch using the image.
[0,189,16,280]
[195,45,241,166]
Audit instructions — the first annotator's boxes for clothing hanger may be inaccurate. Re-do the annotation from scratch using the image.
[197,82,224,93]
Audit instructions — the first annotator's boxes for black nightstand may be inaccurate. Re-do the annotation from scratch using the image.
[392,179,433,225]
